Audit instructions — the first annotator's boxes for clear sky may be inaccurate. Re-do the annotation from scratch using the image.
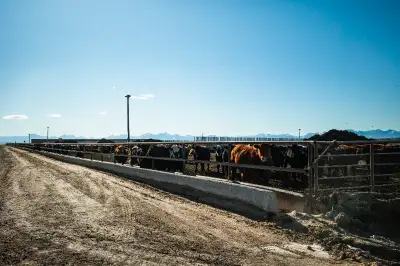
[1,0,399,137]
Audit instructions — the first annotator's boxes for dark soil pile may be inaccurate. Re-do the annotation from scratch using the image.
[306,129,370,141]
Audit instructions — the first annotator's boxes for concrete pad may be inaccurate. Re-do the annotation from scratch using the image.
[232,181,305,213]
[196,175,306,213]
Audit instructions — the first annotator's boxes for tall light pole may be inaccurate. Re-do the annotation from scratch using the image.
[298,128,301,139]
[29,133,31,144]
[125,95,131,142]
[47,126,49,143]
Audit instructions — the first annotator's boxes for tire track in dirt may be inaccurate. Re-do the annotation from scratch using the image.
[1,147,354,265]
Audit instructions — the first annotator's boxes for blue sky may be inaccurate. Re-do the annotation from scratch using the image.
[1,0,399,137]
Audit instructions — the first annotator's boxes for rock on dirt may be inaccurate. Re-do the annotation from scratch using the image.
[334,212,350,228]
[277,207,400,265]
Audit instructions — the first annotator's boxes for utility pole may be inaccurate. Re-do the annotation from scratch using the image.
[29,133,31,144]
[298,128,301,139]
[125,95,131,142]
[47,126,49,143]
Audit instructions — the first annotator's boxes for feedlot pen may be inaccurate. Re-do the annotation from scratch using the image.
[10,139,400,205]
[4,142,400,265]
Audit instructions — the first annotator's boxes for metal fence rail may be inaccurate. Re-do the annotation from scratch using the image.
[194,136,303,141]
[29,140,315,145]
[7,139,400,199]
[10,142,310,175]
[313,142,400,194]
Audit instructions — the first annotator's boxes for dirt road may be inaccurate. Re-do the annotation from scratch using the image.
[0,146,353,265]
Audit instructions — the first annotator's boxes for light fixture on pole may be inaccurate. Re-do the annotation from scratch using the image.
[125,95,131,142]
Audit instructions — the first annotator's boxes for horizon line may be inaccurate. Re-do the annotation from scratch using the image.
[1,128,399,138]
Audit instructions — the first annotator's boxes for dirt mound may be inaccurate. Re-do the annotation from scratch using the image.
[306,129,370,141]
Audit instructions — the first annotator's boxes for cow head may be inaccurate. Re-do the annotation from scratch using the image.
[286,148,295,158]
[169,144,181,158]
[131,145,141,155]
[253,144,273,165]
[189,145,203,158]
[216,145,224,156]
[115,145,128,154]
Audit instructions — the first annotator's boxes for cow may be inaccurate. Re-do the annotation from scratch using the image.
[139,145,168,170]
[230,144,273,183]
[146,144,164,170]
[97,139,115,154]
[254,144,309,187]
[98,145,114,154]
[284,145,309,183]
[127,139,164,166]
[114,144,130,165]
[53,139,78,155]
[129,145,143,166]
[215,145,232,176]
[85,144,100,153]
[33,144,42,151]
[215,145,225,173]
[76,145,85,158]
[169,144,189,172]
[73,144,98,159]
[189,145,211,173]
[139,144,188,172]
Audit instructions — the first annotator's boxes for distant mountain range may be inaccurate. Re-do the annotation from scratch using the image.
[1,129,400,144]
[302,130,400,140]
[347,129,400,139]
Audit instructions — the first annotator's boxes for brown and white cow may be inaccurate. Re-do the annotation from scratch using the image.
[114,144,130,165]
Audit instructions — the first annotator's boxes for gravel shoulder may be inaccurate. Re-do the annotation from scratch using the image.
[0,146,357,265]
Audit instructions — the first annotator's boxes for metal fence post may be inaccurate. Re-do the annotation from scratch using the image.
[313,143,319,194]
[306,143,314,212]
[228,144,232,180]
[181,144,185,173]
[307,143,313,195]
[370,144,375,192]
